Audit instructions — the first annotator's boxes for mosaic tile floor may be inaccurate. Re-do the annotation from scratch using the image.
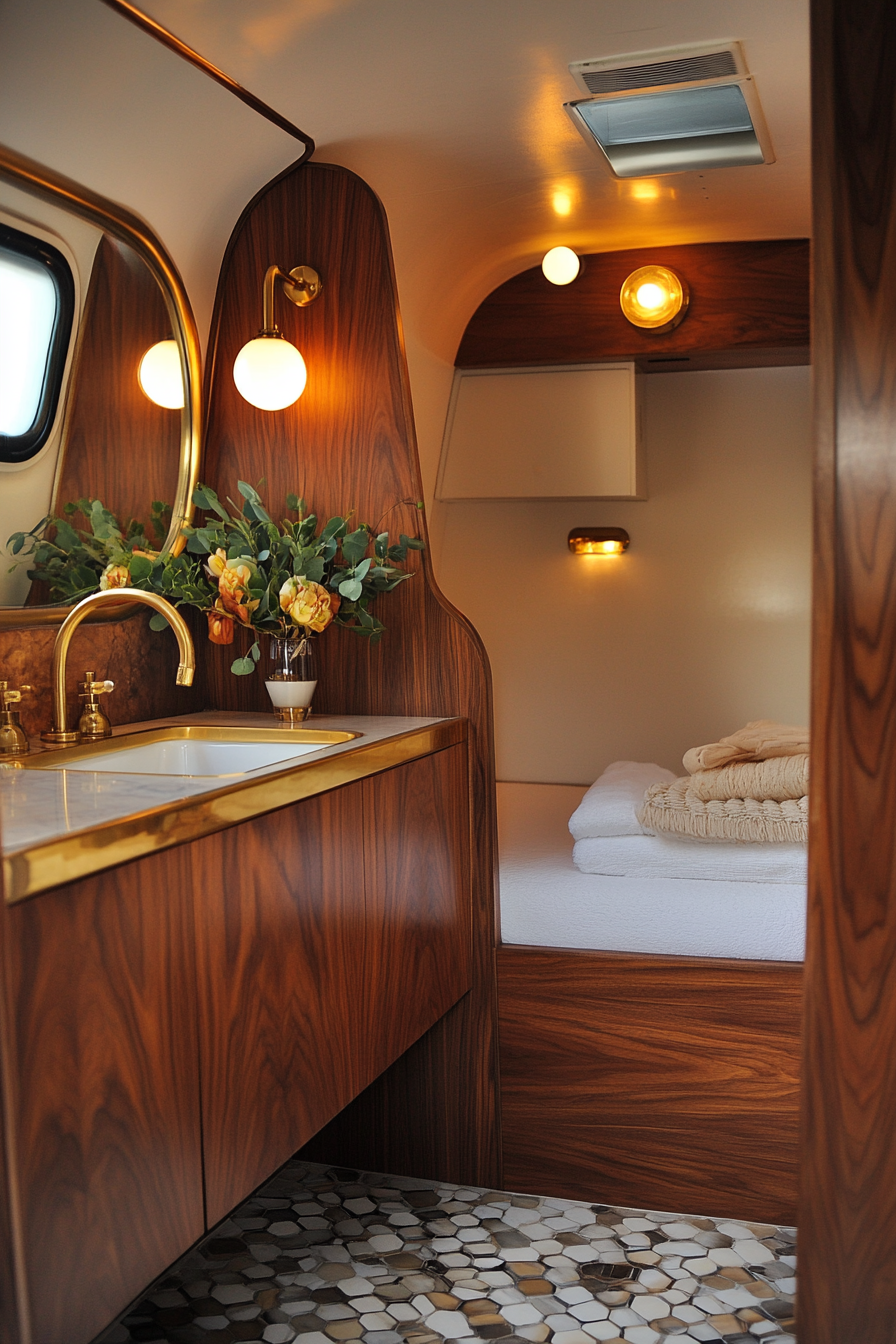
[95,1161,797,1344]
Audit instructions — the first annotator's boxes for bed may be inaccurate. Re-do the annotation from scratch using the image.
[496,778,805,1225]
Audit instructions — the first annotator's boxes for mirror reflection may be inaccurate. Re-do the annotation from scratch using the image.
[0,179,184,608]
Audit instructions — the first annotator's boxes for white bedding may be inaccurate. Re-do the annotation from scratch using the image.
[498,781,807,961]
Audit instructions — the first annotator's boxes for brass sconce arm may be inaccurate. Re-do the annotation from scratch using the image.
[261,264,322,333]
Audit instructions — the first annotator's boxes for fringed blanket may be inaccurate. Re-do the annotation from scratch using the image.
[638,776,808,844]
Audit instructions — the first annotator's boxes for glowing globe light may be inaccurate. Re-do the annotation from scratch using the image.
[619,265,689,331]
[138,339,185,409]
[233,335,307,411]
[541,246,580,286]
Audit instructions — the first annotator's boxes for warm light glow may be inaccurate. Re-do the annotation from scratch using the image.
[619,265,689,331]
[635,282,666,311]
[138,339,185,409]
[630,181,661,202]
[552,190,573,216]
[233,334,307,411]
[542,246,580,286]
[568,528,630,556]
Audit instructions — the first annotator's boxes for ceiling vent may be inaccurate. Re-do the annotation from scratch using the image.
[565,41,774,178]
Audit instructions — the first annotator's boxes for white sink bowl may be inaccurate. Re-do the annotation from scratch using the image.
[27,726,360,777]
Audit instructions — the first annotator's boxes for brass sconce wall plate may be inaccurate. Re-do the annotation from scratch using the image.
[620,265,689,332]
[568,527,630,556]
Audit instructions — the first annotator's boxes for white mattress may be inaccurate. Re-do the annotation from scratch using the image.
[497,782,806,961]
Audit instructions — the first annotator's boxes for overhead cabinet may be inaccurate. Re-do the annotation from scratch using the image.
[436,362,644,501]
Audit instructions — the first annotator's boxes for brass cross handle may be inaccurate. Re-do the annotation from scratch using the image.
[0,681,32,708]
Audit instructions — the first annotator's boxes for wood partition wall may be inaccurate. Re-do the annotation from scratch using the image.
[199,159,500,1188]
[800,1,896,1340]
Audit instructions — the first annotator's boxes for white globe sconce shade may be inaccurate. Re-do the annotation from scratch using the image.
[138,339,185,409]
[541,246,581,286]
[233,334,307,411]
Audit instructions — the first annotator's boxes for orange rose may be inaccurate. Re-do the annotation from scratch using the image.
[279,577,340,632]
[214,556,259,626]
[207,604,234,644]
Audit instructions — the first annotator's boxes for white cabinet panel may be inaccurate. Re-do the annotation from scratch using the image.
[437,363,644,501]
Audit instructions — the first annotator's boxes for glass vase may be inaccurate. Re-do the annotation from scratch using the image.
[265,632,317,723]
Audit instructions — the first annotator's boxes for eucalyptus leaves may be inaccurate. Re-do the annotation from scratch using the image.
[164,481,424,674]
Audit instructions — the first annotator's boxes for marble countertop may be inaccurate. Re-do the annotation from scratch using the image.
[1,711,464,903]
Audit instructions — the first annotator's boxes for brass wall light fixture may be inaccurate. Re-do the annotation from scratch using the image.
[620,265,688,332]
[233,264,322,411]
[568,526,630,556]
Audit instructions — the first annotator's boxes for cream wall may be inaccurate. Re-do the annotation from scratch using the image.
[431,365,812,783]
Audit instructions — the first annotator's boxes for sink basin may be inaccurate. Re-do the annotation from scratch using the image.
[24,725,360,777]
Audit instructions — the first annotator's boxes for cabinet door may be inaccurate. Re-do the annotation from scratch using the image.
[360,744,473,1083]
[1,847,203,1344]
[193,782,367,1225]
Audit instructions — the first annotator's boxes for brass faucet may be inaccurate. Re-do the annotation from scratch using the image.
[0,682,32,757]
[41,588,195,745]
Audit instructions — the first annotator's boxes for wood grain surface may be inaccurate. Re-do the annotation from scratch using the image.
[0,880,25,1344]
[800,1,896,1340]
[498,946,802,1225]
[456,239,810,371]
[201,159,499,1188]
[1,845,204,1344]
[54,234,182,530]
[193,781,370,1226]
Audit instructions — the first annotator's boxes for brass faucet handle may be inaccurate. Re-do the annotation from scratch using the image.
[0,681,32,708]
[0,682,32,757]
[78,672,115,699]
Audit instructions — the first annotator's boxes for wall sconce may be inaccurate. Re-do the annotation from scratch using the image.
[138,338,185,409]
[233,264,321,411]
[619,265,688,332]
[568,526,630,556]
[542,246,581,286]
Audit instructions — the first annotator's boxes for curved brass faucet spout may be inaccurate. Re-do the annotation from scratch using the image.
[41,589,195,745]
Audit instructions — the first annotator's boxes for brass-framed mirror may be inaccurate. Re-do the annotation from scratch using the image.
[0,143,202,626]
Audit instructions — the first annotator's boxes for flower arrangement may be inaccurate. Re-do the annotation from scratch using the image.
[7,498,172,604]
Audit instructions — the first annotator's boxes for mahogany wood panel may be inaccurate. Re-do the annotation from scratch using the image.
[0,608,199,739]
[0,845,204,1344]
[359,747,473,1081]
[498,946,802,1225]
[54,234,182,529]
[0,885,24,1344]
[456,240,810,371]
[202,160,499,1187]
[193,782,369,1227]
[800,1,896,1340]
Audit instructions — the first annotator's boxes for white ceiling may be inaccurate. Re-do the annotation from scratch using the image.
[0,0,810,490]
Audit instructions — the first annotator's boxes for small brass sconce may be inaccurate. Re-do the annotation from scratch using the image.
[233,264,322,411]
[620,264,688,332]
[568,526,630,556]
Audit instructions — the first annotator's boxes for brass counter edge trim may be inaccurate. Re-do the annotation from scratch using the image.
[4,720,465,904]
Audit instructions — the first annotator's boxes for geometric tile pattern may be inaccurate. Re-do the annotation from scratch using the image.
[94,1161,797,1344]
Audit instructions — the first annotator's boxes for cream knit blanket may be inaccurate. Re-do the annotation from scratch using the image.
[638,777,808,844]
[689,755,809,802]
[683,720,809,773]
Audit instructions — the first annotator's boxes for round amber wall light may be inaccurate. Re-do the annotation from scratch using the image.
[620,265,689,332]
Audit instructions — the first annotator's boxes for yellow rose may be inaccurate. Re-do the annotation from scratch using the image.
[279,577,339,632]
[215,557,259,626]
[206,548,228,579]
[99,562,130,590]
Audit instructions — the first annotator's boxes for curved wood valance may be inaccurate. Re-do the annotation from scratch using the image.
[456,238,810,372]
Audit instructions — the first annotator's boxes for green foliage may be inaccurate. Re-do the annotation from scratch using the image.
[177,481,425,648]
[6,498,172,604]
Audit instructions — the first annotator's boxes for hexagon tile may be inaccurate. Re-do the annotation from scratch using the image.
[94,1161,797,1344]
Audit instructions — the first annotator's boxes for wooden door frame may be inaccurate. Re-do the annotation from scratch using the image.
[801,1,896,1340]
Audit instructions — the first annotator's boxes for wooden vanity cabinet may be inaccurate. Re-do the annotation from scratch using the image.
[0,846,204,1344]
[194,743,472,1224]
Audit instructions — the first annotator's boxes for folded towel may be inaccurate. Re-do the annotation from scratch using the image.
[638,777,808,844]
[568,760,677,840]
[683,720,809,774]
[688,755,809,802]
[573,833,807,884]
